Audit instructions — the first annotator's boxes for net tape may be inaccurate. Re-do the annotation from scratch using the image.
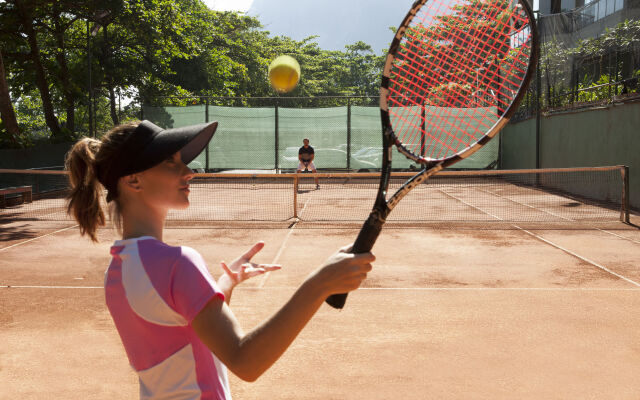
[0,167,628,225]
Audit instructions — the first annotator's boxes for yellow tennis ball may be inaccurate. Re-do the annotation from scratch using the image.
[268,55,300,93]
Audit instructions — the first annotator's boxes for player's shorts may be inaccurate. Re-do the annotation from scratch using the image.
[297,161,316,171]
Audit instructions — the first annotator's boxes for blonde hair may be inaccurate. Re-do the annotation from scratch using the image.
[64,121,140,242]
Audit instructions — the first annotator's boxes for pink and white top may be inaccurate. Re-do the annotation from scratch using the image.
[105,236,231,400]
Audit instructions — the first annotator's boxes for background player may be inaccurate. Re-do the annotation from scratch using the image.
[297,138,319,189]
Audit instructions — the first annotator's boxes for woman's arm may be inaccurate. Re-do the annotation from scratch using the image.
[192,246,374,382]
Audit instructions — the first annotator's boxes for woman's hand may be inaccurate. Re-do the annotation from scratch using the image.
[307,244,375,297]
[193,243,374,382]
[217,242,281,303]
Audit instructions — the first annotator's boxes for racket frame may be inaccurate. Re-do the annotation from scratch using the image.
[325,0,539,309]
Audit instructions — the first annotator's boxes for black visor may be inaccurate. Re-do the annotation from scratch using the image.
[98,120,217,202]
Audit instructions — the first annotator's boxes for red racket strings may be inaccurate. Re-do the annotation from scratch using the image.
[387,0,533,161]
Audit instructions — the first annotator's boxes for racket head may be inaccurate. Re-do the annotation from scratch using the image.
[381,0,538,165]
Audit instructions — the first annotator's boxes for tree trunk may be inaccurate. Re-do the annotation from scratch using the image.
[109,82,119,125]
[102,25,119,126]
[16,2,62,139]
[0,49,21,147]
[52,3,75,133]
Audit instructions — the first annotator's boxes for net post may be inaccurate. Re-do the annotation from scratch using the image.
[293,174,298,219]
[620,165,630,223]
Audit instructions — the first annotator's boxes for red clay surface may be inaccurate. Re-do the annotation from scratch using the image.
[1,215,639,399]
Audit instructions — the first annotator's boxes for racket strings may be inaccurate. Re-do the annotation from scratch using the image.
[387,0,533,161]
[399,4,517,110]
[400,0,510,105]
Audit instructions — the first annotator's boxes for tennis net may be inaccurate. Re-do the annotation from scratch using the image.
[0,166,630,226]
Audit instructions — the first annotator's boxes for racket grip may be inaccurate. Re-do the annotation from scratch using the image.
[325,216,384,309]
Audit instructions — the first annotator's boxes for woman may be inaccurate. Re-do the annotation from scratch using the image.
[65,120,374,399]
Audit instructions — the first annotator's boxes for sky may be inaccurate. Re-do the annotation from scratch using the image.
[201,0,539,14]
[201,0,254,12]
[200,0,540,52]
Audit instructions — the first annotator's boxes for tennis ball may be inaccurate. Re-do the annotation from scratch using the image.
[268,55,300,93]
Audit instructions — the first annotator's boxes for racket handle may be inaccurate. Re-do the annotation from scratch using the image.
[325,216,384,309]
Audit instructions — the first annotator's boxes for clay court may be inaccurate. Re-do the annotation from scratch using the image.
[1,172,639,399]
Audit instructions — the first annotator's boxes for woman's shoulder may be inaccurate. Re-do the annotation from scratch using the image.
[115,236,203,267]
[177,245,206,267]
[143,239,205,268]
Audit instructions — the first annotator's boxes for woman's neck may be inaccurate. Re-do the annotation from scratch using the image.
[121,202,167,242]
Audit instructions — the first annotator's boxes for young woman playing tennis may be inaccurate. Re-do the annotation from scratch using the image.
[65,120,374,399]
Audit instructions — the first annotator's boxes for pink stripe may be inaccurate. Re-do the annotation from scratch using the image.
[105,252,191,371]
[189,329,227,399]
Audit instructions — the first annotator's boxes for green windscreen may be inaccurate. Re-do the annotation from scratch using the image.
[142,103,498,170]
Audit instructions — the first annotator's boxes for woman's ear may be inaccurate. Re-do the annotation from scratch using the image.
[121,173,143,193]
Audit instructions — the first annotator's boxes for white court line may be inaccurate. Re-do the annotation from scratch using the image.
[477,187,640,245]
[438,189,640,288]
[257,193,313,288]
[0,224,78,252]
[515,227,640,287]
[257,222,297,288]
[0,285,102,289]
[1,285,637,291]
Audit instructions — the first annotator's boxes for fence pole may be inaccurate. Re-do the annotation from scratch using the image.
[205,97,210,171]
[535,51,541,170]
[421,102,426,157]
[347,97,351,171]
[608,53,613,98]
[275,102,279,172]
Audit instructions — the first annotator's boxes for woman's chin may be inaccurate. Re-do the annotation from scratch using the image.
[172,198,190,210]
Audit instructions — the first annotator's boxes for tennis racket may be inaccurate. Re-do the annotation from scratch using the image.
[325,0,538,309]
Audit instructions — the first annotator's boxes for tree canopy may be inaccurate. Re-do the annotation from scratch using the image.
[0,0,386,147]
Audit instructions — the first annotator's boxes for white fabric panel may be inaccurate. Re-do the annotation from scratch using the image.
[138,344,201,400]
[118,239,187,327]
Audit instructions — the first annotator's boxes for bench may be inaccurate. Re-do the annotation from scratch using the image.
[0,186,32,208]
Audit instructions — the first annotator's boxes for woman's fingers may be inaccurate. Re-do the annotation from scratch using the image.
[314,249,375,295]
[240,241,265,261]
[254,263,281,271]
[220,261,232,275]
[339,243,354,253]
[353,252,375,265]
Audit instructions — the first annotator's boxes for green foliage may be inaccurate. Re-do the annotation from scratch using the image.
[575,19,640,57]
[540,18,640,110]
[0,0,388,146]
[576,74,612,102]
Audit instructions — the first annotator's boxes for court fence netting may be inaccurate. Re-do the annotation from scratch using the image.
[0,166,630,229]
[514,0,640,120]
[141,96,500,172]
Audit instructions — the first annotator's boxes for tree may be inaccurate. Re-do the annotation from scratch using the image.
[8,0,63,139]
[0,49,20,147]
[0,0,389,146]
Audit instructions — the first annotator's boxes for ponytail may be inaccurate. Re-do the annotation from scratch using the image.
[65,121,139,242]
[65,138,105,242]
